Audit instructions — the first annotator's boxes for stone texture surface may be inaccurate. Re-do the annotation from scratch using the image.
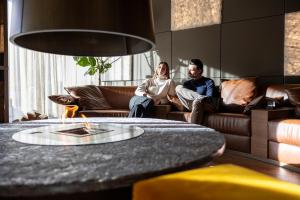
[171,0,222,31]
[285,12,300,75]
[0,118,225,197]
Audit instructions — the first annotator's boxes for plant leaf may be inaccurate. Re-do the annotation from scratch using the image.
[77,57,89,67]
[88,57,96,67]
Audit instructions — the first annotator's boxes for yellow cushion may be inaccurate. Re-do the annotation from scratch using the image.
[133,164,300,200]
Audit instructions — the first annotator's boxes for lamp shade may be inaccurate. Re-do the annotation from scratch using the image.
[9,0,156,56]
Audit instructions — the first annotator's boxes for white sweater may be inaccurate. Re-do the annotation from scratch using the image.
[135,78,176,104]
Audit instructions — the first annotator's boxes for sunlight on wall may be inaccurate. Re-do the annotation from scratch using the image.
[285,12,300,76]
[171,0,222,31]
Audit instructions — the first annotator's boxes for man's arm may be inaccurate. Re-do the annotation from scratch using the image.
[205,79,215,97]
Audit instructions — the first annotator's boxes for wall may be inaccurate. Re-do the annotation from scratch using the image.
[152,0,300,85]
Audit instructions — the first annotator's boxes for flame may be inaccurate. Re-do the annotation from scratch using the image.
[80,113,91,130]
[61,105,91,132]
[62,105,79,119]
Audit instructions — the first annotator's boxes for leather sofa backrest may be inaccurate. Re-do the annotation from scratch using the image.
[265,84,300,106]
[265,84,300,101]
[98,86,136,109]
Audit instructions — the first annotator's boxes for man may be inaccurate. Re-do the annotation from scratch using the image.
[175,59,216,124]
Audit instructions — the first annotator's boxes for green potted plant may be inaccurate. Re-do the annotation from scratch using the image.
[73,57,119,76]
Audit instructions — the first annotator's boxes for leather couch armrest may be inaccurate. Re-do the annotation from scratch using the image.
[153,105,172,119]
[251,107,295,158]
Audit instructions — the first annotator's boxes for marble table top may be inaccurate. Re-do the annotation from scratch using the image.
[0,118,225,197]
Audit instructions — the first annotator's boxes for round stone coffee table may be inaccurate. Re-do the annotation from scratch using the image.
[0,118,225,199]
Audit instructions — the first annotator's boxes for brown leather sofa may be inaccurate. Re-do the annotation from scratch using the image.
[168,83,300,154]
[79,86,172,119]
[251,85,300,167]
[50,83,300,157]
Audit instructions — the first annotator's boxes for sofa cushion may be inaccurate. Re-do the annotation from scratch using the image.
[223,133,250,153]
[265,84,300,106]
[65,85,111,110]
[167,111,191,122]
[205,113,251,136]
[269,141,300,167]
[285,87,300,117]
[79,109,129,117]
[268,119,300,147]
[48,95,77,105]
[99,86,136,109]
[220,78,256,113]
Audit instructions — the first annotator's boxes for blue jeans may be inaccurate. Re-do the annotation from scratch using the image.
[128,96,154,118]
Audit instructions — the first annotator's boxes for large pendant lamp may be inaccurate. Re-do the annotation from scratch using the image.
[9,0,155,56]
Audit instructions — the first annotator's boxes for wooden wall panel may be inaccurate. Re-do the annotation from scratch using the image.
[221,16,284,78]
[155,32,172,69]
[285,0,300,13]
[222,0,284,23]
[172,25,221,80]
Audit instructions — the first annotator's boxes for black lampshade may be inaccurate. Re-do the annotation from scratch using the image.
[9,0,156,56]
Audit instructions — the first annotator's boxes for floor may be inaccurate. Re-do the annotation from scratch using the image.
[208,150,300,185]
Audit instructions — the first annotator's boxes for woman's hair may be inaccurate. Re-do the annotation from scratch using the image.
[152,61,170,79]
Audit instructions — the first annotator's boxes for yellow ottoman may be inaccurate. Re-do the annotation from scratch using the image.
[133,164,300,200]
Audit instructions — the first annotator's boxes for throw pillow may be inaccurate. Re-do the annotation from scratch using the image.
[243,95,265,114]
[48,95,77,105]
[220,78,257,113]
[65,85,112,110]
[265,96,284,109]
[285,87,300,117]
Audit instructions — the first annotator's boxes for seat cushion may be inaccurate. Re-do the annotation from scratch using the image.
[79,109,129,117]
[167,111,190,122]
[269,141,300,167]
[223,134,250,153]
[154,105,172,119]
[205,113,251,136]
[268,119,300,147]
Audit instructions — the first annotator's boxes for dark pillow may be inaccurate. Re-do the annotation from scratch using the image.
[220,78,257,113]
[243,95,265,114]
[48,95,77,105]
[265,96,284,109]
[285,87,300,117]
[65,85,112,110]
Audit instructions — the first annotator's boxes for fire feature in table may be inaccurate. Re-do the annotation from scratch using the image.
[12,123,144,146]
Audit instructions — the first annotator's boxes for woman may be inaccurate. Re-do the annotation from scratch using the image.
[128,62,176,118]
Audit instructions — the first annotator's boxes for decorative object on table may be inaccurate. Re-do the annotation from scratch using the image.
[12,122,144,146]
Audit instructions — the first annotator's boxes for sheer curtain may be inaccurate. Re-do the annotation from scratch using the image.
[8,1,99,121]
[7,0,161,121]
